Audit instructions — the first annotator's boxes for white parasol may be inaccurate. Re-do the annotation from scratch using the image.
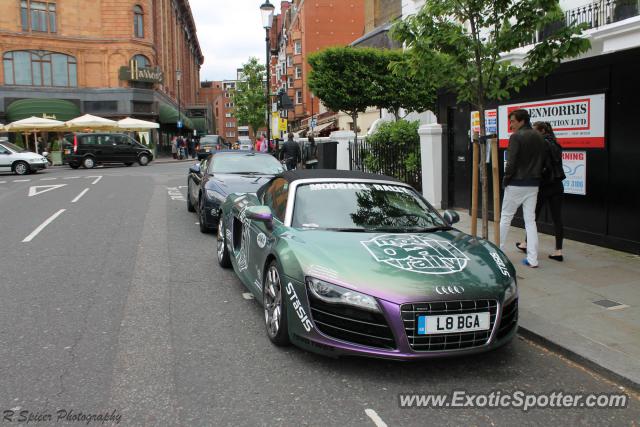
[64,114,118,131]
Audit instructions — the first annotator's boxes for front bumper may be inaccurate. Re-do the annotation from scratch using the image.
[30,160,47,170]
[287,279,518,360]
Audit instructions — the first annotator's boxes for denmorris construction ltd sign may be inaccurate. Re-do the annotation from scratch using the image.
[498,94,605,148]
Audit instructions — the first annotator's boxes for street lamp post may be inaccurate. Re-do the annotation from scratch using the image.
[260,1,275,152]
[176,69,182,136]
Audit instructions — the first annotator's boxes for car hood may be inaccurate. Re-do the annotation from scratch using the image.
[206,173,274,195]
[281,229,515,305]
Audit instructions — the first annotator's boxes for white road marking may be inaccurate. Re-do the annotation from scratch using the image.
[87,175,103,184]
[71,188,90,203]
[22,209,66,242]
[40,177,57,181]
[365,409,388,427]
[178,185,187,188]
[608,304,630,311]
[242,293,254,300]
[0,181,6,184]
[13,179,30,182]
[64,176,80,179]
[28,184,67,197]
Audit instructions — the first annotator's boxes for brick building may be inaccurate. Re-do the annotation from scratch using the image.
[0,0,203,149]
[271,0,365,135]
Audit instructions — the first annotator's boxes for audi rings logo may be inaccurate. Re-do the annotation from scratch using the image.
[435,285,464,295]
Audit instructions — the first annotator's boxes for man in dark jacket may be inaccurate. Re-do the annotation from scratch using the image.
[282,134,301,170]
[499,109,548,267]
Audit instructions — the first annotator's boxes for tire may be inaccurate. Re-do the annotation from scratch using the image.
[187,181,195,212]
[124,162,134,167]
[263,260,290,346]
[138,153,150,166]
[216,216,231,268]
[13,161,30,175]
[198,196,212,233]
[82,157,95,169]
[69,163,80,169]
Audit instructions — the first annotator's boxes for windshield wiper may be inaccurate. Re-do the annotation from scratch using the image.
[370,225,452,233]
[325,227,368,232]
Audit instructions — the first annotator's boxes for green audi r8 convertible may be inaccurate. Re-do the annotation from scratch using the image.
[216,170,518,359]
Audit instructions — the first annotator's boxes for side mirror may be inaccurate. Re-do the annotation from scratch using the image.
[42,151,49,157]
[189,163,201,174]
[443,210,460,225]
[245,205,273,229]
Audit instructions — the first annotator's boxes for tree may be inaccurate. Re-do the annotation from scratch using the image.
[392,0,590,237]
[231,57,266,137]
[377,50,436,120]
[307,47,384,147]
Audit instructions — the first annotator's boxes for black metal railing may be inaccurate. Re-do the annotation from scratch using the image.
[348,138,422,191]
[566,0,639,30]
[520,0,639,46]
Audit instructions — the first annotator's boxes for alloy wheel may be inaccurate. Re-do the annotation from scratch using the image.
[264,266,283,338]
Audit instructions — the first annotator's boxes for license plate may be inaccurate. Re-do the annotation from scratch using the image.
[417,312,490,335]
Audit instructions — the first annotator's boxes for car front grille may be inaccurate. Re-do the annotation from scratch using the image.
[401,300,498,352]
[497,298,518,340]
[308,293,396,350]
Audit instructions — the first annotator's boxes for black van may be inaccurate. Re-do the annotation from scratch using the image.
[63,133,153,169]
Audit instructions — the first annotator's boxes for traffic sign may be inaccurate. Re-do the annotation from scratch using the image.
[310,117,317,128]
[177,120,183,128]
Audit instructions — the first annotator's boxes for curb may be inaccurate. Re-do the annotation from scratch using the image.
[517,326,640,392]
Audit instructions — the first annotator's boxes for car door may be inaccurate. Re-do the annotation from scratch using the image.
[87,134,114,162]
[0,144,11,169]
[245,177,289,291]
[112,135,136,163]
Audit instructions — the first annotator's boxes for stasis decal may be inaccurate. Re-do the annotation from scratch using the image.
[490,252,511,277]
[361,234,470,275]
[285,282,314,332]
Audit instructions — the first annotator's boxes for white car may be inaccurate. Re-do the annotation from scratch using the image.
[238,137,253,151]
[0,141,48,175]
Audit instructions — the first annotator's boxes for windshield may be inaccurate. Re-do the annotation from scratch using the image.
[2,142,26,153]
[200,136,219,146]
[291,182,447,231]
[210,153,285,174]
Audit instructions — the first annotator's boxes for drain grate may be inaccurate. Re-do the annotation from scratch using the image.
[593,299,624,308]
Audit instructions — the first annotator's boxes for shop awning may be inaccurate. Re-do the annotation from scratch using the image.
[159,104,193,129]
[6,99,81,122]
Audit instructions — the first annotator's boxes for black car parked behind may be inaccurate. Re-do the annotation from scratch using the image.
[63,133,153,169]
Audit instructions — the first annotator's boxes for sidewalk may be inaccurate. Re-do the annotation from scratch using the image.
[453,210,640,390]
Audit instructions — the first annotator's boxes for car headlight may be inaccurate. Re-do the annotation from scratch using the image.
[504,279,518,303]
[306,277,381,313]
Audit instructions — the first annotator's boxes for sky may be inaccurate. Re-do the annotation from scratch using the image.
[190,0,282,82]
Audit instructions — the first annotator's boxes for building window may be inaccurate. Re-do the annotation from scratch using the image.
[296,90,302,104]
[85,101,118,113]
[132,54,150,68]
[225,102,234,108]
[3,50,76,87]
[295,66,302,79]
[225,122,235,128]
[21,0,56,33]
[294,40,302,54]
[133,5,144,38]
[287,55,292,67]
[225,112,232,118]
[288,77,294,88]
[226,131,235,137]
